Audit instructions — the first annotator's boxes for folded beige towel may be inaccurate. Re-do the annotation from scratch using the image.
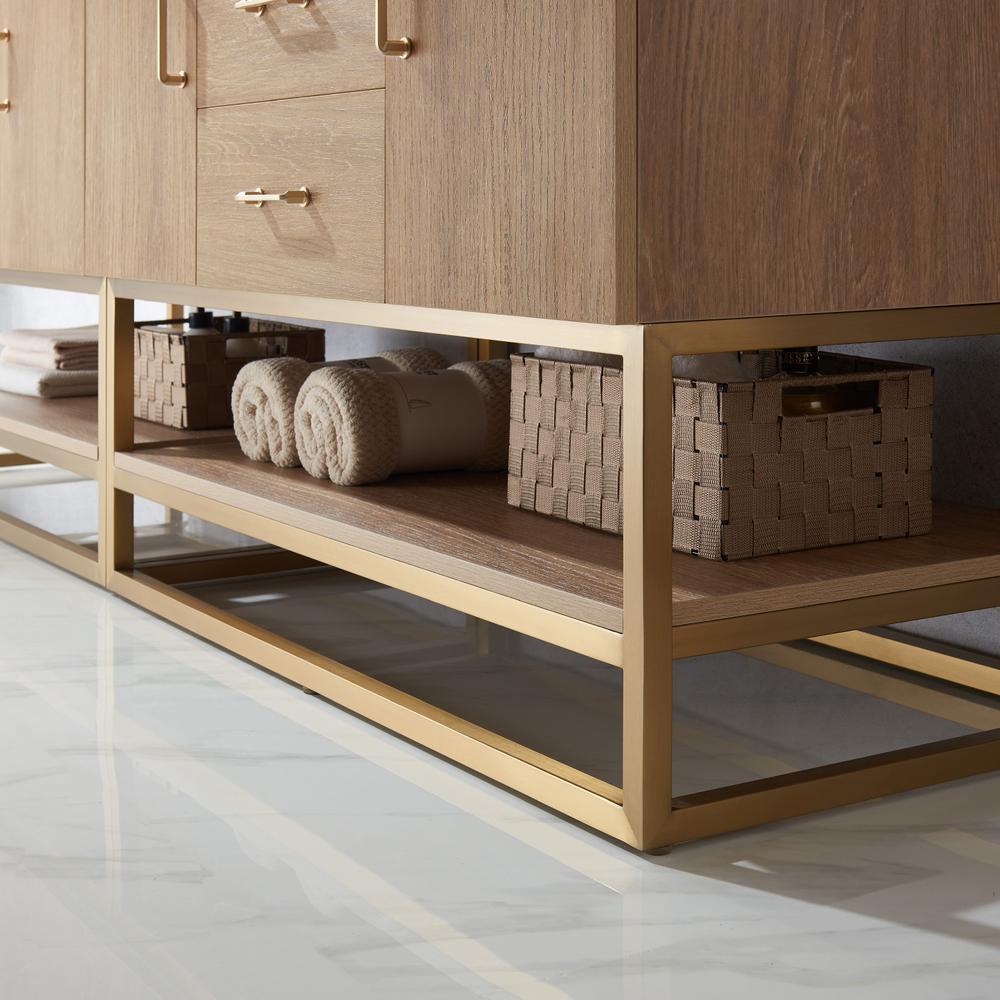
[0,326,99,371]
[295,359,510,486]
[0,362,98,398]
[0,346,99,371]
[232,347,449,468]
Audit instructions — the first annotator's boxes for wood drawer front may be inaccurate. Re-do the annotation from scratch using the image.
[197,0,383,108]
[197,91,384,301]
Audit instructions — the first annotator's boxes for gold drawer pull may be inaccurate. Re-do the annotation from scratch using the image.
[157,0,187,88]
[236,187,312,208]
[234,0,310,15]
[1,29,10,113]
[376,0,411,59]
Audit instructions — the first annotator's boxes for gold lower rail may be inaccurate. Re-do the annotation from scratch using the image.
[668,728,1000,845]
[110,567,636,845]
[0,510,101,584]
[815,629,1000,698]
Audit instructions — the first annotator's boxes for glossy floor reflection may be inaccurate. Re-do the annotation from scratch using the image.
[185,568,990,798]
[2,542,1000,998]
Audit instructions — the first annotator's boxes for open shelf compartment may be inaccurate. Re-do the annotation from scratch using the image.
[115,440,1000,661]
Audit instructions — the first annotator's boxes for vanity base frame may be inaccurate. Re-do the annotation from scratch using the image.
[2,267,999,851]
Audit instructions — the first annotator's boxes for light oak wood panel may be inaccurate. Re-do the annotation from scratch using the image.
[86,0,197,284]
[116,442,624,629]
[0,0,85,275]
[197,91,384,301]
[639,1,1000,322]
[386,0,636,324]
[197,0,383,108]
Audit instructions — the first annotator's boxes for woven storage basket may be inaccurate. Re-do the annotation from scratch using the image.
[507,352,934,560]
[134,319,324,430]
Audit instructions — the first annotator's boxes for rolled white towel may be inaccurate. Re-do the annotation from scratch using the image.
[294,359,510,486]
[232,347,449,468]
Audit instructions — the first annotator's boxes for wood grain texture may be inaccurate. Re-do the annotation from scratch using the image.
[0,392,98,458]
[197,91,384,301]
[197,0,383,109]
[674,503,1000,629]
[639,1,1000,322]
[0,390,233,457]
[0,0,85,275]
[86,0,197,283]
[386,0,636,324]
[116,441,625,629]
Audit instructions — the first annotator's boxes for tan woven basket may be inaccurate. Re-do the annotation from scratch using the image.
[134,319,325,430]
[508,352,933,560]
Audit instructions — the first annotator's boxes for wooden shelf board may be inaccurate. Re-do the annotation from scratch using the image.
[115,440,624,631]
[0,392,99,460]
[0,389,233,463]
[113,440,1000,639]
[674,503,1000,629]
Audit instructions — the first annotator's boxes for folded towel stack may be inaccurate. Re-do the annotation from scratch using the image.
[232,347,450,468]
[0,326,100,398]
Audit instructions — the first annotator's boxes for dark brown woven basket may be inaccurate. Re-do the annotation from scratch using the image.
[508,351,933,560]
[134,318,325,430]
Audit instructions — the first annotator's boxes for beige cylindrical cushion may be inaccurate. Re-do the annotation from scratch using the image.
[232,347,448,468]
[295,359,511,486]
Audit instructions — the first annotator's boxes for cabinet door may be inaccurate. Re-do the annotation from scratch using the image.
[86,0,196,284]
[639,1,1000,322]
[0,0,85,274]
[385,1,636,324]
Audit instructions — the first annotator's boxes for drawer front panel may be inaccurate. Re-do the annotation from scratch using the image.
[197,91,384,301]
[198,0,383,108]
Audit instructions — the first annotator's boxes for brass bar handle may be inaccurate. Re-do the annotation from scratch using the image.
[236,187,312,208]
[157,0,187,88]
[1,29,10,113]
[234,0,310,16]
[376,0,411,59]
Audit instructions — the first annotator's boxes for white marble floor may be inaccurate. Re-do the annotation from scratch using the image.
[2,542,1000,999]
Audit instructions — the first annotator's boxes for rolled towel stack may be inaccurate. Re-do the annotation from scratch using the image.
[0,326,100,398]
[232,347,449,468]
[295,358,510,486]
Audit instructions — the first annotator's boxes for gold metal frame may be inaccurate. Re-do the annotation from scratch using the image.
[1,265,999,852]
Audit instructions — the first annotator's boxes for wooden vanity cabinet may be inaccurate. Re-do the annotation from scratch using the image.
[0,0,85,275]
[638,0,1000,323]
[3,0,1000,326]
[86,0,197,285]
[387,0,1000,325]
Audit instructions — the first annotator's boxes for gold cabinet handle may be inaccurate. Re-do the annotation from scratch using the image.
[0,29,10,113]
[234,0,310,16]
[157,0,187,88]
[235,187,312,208]
[376,0,411,59]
